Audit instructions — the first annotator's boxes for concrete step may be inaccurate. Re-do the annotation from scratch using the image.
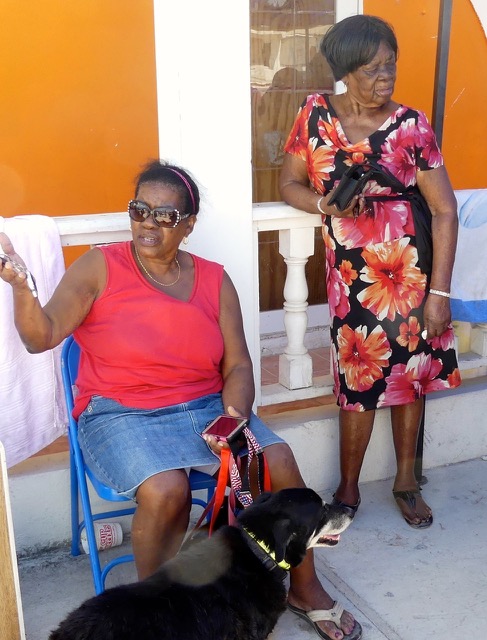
[8,375,487,554]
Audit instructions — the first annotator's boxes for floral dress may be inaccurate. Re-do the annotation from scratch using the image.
[284,94,461,411]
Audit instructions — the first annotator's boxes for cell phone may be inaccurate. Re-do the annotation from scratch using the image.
[202,415,249,443]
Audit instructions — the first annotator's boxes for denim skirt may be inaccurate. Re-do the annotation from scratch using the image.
[77,392,284,500]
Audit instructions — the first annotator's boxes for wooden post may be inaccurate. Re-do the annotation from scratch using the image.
[416,0,453,485]
[0,441,26,640]
[431,0,453,147]
[415,398,427,486]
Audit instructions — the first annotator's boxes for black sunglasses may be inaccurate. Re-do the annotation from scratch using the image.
[128,200,192,228]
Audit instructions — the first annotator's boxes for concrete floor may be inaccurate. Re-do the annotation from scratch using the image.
[18,457,487,640]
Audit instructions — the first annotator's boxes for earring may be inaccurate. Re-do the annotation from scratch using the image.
[183,237,189,245]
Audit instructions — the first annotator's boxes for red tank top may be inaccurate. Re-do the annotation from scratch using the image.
[73,242,224,418]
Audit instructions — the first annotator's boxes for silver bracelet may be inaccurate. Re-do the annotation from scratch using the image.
[317,196,326,215]
[429,288,450,298]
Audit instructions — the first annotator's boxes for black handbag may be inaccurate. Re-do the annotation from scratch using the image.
[328,164,375,211]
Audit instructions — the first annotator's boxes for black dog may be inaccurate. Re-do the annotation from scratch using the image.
[49,488,353,640]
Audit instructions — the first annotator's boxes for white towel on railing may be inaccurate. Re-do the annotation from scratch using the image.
[451,190,487,323]
[0,215,67,468]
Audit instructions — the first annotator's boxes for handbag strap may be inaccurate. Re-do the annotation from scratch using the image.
[209,446,232,535]
[363,158,433,278]
[192,429,272,537]
[336,151,409,194]
[230,428,271,506]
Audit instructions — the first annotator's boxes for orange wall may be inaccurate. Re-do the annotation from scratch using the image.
[0,1,159,262]
[365,0,487,189]
[1,0,484,254]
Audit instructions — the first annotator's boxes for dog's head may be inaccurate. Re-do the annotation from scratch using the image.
[237,488,353,568]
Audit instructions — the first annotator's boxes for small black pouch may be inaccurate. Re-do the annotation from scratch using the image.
[328,164,375,211]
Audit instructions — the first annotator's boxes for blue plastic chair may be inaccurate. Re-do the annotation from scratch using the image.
[61,335,216,594]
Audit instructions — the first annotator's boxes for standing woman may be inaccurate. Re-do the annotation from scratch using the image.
[279,15,461,529]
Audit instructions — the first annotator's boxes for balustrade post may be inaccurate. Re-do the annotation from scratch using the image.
[278,227,315,389]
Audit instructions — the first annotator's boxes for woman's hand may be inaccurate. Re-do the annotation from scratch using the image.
[202,433,227,455]
[325,190,364,220]
[202,406,245,456]
[422,293,452,339]
[0,233,28,285]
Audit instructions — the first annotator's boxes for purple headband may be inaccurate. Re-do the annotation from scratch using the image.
[166,167,196,214]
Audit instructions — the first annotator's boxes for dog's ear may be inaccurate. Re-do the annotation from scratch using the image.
[282,535,308,567]
[273,519,311,567]
[272,518,294,563]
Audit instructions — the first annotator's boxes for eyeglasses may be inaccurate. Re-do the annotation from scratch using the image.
[128,200,192,228]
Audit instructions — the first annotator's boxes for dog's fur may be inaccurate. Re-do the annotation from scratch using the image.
[49,488,352,640]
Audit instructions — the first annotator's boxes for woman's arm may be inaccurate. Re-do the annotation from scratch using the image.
[218,271,255,418]
[416,165,459,337]
[279,153,360,218]
[0,232,104,353]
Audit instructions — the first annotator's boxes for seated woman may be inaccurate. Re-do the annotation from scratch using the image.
[0,160,361,640]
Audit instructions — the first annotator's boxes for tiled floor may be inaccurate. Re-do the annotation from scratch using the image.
[260,347,330,385]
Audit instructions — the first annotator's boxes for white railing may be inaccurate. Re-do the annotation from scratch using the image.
[55,213,132,247]
[254,203,320,390]
[253,202,487,403]
[54,203,487,407]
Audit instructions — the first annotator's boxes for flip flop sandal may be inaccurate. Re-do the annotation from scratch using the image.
[331,495,361,519]
[287,601,363,640]
[393,488,433,529]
